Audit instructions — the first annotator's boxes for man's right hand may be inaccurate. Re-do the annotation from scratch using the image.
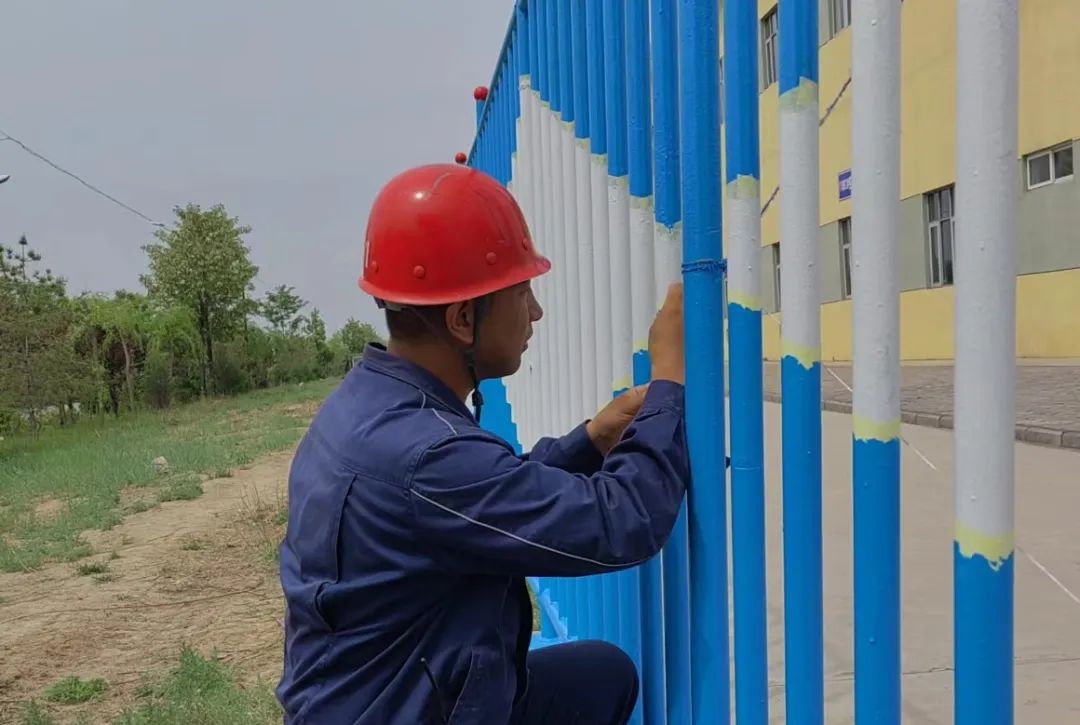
[649,283,685,385]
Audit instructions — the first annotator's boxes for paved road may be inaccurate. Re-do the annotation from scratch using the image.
[753,401,1080,723]
[759,362,1080,449]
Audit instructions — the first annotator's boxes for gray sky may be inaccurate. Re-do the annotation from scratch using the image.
[1,0,514,333]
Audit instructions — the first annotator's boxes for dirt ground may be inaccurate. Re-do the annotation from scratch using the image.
[0,450,295,724]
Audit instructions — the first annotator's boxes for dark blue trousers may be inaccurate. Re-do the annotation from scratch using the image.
[513,640,639,725]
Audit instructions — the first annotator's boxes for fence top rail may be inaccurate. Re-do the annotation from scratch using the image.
[468,0,528,164]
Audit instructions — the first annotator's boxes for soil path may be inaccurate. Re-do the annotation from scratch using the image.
[0,450,295,724]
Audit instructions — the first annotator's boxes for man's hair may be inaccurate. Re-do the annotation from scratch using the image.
[384,305,448,341]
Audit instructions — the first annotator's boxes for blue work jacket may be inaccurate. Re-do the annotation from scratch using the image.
[277,344,689,724]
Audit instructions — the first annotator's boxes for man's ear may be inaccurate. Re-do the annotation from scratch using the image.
[443,300,475,347]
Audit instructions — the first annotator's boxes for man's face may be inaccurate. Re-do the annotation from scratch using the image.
[476,281,543,379]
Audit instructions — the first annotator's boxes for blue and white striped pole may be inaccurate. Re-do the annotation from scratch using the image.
[651,0,692,722]
[778,0,824,721]
[626,2,663,721]
[555,0,589,638]
[570,0,602,642]
[851,0,902,721]
[724,0,768,722]
[679,0,729,722]
[954,1,1018,722]
[585,0,621,653]
[603,0,642,714]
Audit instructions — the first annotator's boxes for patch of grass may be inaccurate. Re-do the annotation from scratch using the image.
[157,475,203,503]
[180,539,205,551]
[114,647,280,725]
[272,509,288,526]
[213,468,234,479]
[44,676,108,704]
[128,500,154,514]
[92,572,117,584]
[75,561,109,576]
[20,700,57,725]
[109,550,121,560]
[0,379,335,572]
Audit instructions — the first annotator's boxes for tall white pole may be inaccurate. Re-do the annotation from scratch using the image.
[851,0,902,718]
[953,1,1018,722]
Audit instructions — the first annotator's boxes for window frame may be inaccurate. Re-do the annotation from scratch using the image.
[925,186,956,289]
[828,0,852,38]
[772,242,782,310]
[1026,142,1074,190]
[838,217,852,299]
[760,9,778,90]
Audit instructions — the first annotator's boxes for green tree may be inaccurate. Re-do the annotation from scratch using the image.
[0,241,93,433]
[141,204,258,396]
[332,319,382,358]
[261,284,306,335]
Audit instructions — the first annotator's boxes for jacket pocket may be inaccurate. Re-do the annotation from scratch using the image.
[447,652,486,725]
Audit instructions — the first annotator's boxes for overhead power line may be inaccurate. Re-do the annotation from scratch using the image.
[0,128,165,228]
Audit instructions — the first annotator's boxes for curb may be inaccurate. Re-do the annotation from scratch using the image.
[761,392,1080,452]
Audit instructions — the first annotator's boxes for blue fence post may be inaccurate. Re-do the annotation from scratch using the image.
[650,1,693,722]
[724,0,769,722]
[679,0,730,722]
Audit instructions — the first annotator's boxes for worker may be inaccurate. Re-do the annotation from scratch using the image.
[277,163,690,724]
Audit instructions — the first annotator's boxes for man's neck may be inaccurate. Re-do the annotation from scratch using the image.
[386,338,473,402]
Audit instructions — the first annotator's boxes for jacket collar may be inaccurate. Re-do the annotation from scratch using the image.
[359,343,476,422]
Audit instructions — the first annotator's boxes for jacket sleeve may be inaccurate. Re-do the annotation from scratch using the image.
[408,380,689,578]
[521,423,605,475]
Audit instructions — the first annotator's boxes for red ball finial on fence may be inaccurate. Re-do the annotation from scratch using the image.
[473,86,489,102]
[454,152,468,165]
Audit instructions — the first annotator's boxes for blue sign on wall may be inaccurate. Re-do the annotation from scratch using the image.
[839,169,852,201]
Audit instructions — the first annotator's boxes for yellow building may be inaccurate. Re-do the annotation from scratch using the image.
[728,0,1079,361]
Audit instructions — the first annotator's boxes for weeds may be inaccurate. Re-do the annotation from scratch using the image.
[75,561,108,576]
[44,676,108,704]
[20,701,56,725]
[0,379,332,571]
[114,647,280,724]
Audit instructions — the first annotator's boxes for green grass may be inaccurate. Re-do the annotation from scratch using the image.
[44,676,108,704]
[19,701,56,725]
[0,379,337,572]
[114,647,280,725]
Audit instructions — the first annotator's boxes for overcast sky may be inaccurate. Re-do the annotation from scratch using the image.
[1,0,513,333]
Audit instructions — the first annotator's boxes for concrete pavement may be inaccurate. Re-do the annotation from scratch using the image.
[749,401,1080,723]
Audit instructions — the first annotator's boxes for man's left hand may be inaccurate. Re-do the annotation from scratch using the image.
[585,385,649,456]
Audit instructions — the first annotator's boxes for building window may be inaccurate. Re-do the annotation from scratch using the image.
[827,0,851,38]
[761,9,778,90]
[838,217,852,299]
[1026,142,1074,189]
[771,242,782,310]
[925,186,955,288]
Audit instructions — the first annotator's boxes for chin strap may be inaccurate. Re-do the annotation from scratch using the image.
[467,296,489,423]
[377,296,489,423]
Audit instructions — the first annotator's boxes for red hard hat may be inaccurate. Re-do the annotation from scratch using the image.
[359,164,550,306]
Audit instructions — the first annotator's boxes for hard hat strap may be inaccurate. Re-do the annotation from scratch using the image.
[467,295,490,423]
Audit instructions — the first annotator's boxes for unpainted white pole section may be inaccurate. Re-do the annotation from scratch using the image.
[592,156,612,410]
[575,138,597,420]
[560,120,582,428]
